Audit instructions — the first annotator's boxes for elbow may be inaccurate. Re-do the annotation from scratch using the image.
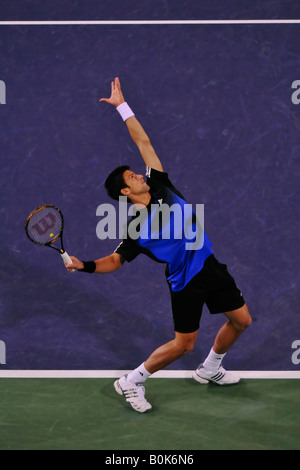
[137,137,152,151]
[112,253,125,271]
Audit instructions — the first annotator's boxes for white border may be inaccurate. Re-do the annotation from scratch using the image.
[0,20,300,25]
[0,370,299,379]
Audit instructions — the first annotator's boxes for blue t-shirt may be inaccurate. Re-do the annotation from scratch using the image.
[115,167,213,291]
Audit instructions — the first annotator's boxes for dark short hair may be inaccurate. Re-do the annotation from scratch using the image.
[104,165,130,201]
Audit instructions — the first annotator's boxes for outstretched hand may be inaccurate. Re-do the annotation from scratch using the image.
[100,77,125,107]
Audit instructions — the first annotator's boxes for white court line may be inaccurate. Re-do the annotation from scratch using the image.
[0,20,300,25]
[0,370,299,379]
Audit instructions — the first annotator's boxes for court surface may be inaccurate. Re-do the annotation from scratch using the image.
[0,378,299,450]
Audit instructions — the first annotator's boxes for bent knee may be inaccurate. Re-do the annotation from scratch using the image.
[232,313,252,331]
[174,332,197,355]
[226,305,252,331]
[180,341,195,355]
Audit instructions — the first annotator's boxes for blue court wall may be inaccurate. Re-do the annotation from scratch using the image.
[0,3,300,371]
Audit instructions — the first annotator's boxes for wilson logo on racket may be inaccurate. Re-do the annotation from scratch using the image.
[25,204,75,271]
[31,212,57,237]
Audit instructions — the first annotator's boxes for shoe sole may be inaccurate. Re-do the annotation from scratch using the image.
[114,379,123,396]
[192,371,209,384]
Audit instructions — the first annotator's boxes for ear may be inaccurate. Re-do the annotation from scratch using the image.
[121,187,130,196]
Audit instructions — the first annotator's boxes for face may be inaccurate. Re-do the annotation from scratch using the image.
[121,170,150,198]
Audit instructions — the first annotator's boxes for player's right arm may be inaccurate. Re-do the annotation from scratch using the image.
[100,77,163,172]
[65,252,125,273]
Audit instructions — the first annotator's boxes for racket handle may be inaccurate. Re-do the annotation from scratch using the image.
[61,251,75,272]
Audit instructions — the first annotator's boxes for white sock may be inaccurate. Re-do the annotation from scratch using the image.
[126,363,151,384]
[203,348,226,372]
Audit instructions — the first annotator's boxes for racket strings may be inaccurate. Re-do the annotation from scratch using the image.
[26,206,63,245]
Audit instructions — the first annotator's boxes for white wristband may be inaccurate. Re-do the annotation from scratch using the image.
[116,102,135,121]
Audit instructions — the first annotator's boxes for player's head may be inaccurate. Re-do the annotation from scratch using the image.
[105,165,130,201]
[105,166,150,202]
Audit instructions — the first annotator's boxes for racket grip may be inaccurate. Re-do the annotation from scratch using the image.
[61,251,75,272]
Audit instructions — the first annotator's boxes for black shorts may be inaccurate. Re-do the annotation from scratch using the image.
[168,255,245,333]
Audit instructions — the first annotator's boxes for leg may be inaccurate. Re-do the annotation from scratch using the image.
[194,304,251,385]
[213,303,252,354]
[144,330,198,374]
[115,331,198,413]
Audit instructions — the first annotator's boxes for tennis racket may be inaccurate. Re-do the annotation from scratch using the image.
[25,204,74,271]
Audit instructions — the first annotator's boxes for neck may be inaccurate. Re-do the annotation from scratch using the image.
[130,192,151,208]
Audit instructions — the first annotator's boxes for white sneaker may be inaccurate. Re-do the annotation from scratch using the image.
[193,364,240,386]
[114,375,152,413]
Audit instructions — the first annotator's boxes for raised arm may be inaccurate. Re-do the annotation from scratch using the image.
[100,77,163,172]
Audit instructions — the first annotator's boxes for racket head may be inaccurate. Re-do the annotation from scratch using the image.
[25,204,64,247]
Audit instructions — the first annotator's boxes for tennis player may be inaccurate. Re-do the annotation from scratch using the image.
[66,77,252,413]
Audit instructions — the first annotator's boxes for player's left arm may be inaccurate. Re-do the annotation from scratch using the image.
[65,252,125,273]
[100,77,163,172]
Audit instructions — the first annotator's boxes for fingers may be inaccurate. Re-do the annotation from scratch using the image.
[64,261,75,272]
[63,256,82,272]
[99,77,123,105]
[66,262,74,269]
[99,80,114,103]
[99,79,116,103]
